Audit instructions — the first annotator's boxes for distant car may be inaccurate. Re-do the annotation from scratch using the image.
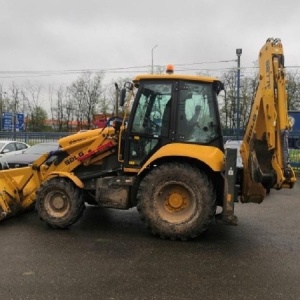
[0,140,30,158]
[0,142,59,170]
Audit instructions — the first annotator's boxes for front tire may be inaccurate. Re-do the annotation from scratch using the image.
[36,177,85,229]
[137,163,216,240]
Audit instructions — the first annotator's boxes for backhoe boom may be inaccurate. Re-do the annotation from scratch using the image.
[240,38,296,203]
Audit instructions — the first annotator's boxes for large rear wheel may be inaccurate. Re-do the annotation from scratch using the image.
[36,177,85,228]
[137,163,216,240]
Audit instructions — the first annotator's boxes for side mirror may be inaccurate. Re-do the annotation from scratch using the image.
[124,82,133,90]
[120,82,134,107]
[213,80,224,95]
[120,88,126,107]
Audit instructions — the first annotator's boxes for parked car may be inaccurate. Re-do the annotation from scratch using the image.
[0,140,30,158]
[224,140,243,167]
[224,139,243,185]
[0,142,59,170]
[224,139,271,194]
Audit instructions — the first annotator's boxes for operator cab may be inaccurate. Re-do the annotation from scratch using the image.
[120,69,224,169]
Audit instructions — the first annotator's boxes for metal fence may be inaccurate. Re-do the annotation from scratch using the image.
[0,131,70,145]
[1,131,299,175]
[289,149,300,175]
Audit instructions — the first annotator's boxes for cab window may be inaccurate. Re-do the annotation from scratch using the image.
[176,82,219,143]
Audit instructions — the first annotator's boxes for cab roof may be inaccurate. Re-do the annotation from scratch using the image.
[133,73,221,84]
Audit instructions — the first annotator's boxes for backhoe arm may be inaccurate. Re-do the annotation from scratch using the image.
[240,38,296,203]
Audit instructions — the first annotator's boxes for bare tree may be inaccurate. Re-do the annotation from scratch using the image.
[49,84,56,130]
[21,81,47,131]
[220,69,237,130]
[69,71,104,130]
[154,65,165,74]
[64,87,76,131]
[239,75,258,129]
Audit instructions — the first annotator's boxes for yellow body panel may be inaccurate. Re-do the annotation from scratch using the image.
[138,143,224,175]
[45,172,84,188]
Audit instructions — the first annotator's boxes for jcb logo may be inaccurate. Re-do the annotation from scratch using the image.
[65,151,84,165]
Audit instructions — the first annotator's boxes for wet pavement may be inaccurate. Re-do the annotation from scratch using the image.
[1,181,299,300]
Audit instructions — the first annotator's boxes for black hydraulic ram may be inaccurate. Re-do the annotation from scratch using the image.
[221,148,238,225]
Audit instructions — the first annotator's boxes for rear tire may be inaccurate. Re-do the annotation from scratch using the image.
[137,163,216,240]
[36,177,85,229]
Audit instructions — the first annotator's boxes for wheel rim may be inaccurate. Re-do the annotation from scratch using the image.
[155,182,197,223]
[44,190,70,218]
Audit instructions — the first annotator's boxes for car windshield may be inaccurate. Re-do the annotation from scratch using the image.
[225,140,242,149]
[23,143,59,154]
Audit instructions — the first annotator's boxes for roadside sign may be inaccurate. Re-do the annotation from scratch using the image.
[2,112,13,130]
[1,112,25,131]
[17,113,25,130]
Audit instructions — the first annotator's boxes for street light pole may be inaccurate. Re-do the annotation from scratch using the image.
[13,89,19,141]
[236,48,242,138]
[151,45,158,74]
[0,91,7,132]
[14,94,17,140]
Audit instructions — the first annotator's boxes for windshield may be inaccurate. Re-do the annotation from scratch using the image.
[131,82,172,136]
[130,80,220,144]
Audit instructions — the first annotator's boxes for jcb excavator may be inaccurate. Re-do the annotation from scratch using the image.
[0,38,296,240]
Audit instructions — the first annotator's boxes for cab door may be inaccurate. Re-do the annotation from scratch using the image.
[123,81,174,169]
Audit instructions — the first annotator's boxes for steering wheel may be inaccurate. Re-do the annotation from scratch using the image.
[143,117,160,134]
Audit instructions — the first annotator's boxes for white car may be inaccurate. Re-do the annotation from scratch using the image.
[224,139,271,193]
[224,140,243,168]
[224,140,243,184]
[0,140,30,158]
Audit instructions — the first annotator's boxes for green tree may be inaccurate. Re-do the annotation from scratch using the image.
[286,70,300,110]
[27,106,48,131]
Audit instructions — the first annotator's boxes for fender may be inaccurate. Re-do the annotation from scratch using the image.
[45,171,84,188]
[138,143,224,175]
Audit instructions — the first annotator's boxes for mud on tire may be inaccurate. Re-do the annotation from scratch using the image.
[36,177,85,229]
[137,163,216,240]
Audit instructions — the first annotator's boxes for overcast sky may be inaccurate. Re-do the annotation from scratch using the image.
[1,0,300,91]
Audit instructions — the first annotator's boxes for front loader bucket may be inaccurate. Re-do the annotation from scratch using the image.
[0,152,53,223]
[0,193,26,221]
[0,167,39,222]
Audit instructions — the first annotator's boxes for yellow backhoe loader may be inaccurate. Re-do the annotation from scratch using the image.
[0,38,296,240]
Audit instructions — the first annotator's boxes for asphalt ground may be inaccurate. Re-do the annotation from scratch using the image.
[1,181,299,300]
